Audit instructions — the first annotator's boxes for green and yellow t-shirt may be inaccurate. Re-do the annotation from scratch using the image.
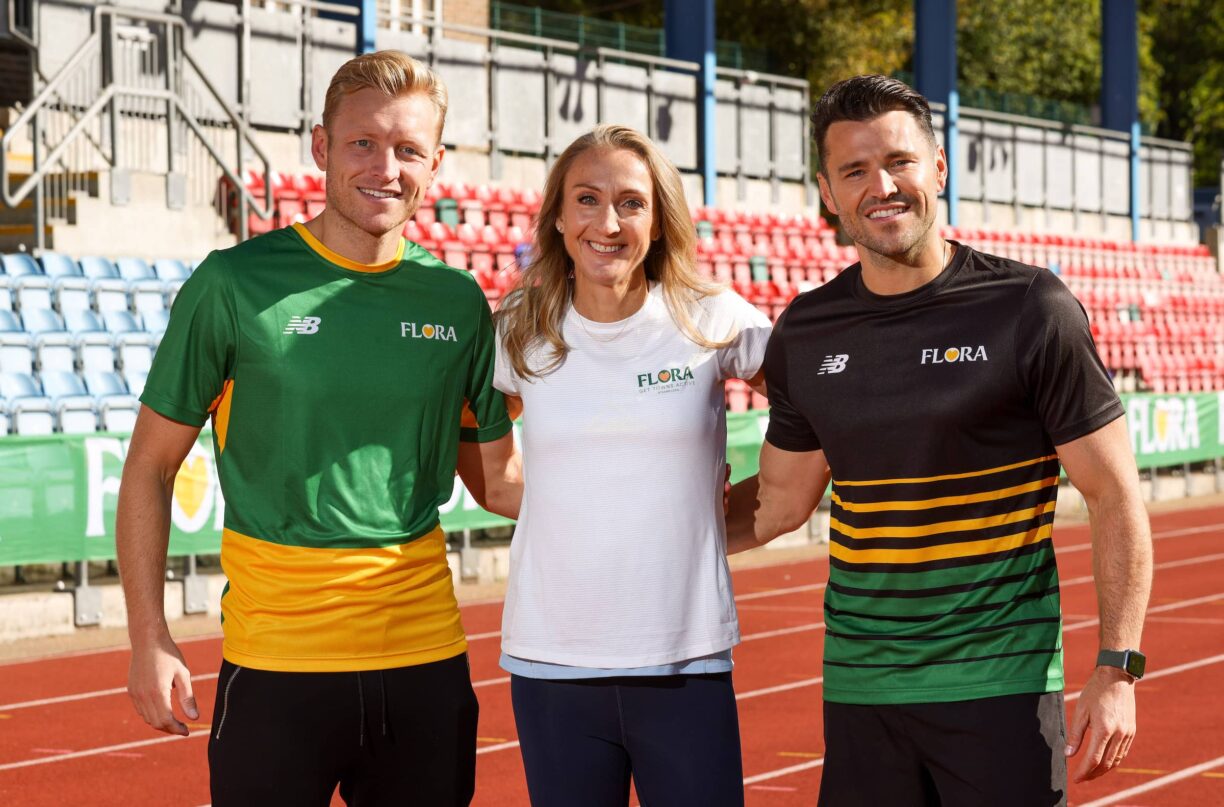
[142,223,511,672]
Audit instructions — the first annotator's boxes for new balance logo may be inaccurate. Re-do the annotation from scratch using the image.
[284,316,321,335]
[817,354,849,375]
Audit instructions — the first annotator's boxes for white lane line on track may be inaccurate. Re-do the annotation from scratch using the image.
[0,734,201,771]
[1064,591,1224,632]
[743,758,826,785]
[0,673,220,713]
[476,740,520,755]
[1059,520,1224,555]
[1065,651,1224,702]
[13,550,1224,713]
[462,581,829,644]
[1078,754,1224,807]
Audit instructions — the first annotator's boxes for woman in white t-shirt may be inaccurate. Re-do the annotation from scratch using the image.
[492,124,771,807]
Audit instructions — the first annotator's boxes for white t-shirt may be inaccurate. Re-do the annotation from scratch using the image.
[494,284,772,667]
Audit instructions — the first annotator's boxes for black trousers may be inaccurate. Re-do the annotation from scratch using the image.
[818,692,1068,807]
[510,672,745,807]
[207,653,478,807]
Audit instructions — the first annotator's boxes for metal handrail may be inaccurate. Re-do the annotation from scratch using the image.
[0,5,272,223]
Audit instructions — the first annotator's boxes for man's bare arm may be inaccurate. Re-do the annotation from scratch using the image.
[456,430,522,520]
[117,405,204,736]
[726,442,830,555]
[1057,415,1152,783]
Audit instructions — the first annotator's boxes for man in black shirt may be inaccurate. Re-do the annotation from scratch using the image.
[728,75,1152,806]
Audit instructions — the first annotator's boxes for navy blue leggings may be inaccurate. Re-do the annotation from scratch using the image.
[510,672,744,807]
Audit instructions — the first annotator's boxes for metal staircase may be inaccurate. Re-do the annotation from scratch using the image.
[0,4,272,253]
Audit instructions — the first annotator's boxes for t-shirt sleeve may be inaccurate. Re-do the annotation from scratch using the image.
[763,306,822,452]
[713,291,773,381]
[461,288,514,443]
[492,324,520,397]
[1016,270,1125,445]
[139,251,238,426]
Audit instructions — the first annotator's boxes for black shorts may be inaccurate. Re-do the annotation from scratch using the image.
[207,653,478,807]
[818,692,1067,807]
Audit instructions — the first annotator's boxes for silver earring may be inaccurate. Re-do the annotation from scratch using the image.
[556,222,564,234]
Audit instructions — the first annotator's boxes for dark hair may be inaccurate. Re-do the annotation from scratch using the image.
[811,75,936,175]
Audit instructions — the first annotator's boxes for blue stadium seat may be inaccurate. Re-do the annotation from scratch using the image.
[77,332,116,375]
[41,371,98,434]
[103,310,142,334]
[84,371,138,432]
[143,308,171,336]
[0,276,13,312]
[1,253,41,277]
[131,279,168,316]
[78,256,118,280]
[124,369,147,398]
[63,308,104,334]
[92,278,131,314]
[40,252,82,278]
[0,372,54,435]
[22,307,65,335]
[116,332,154,376]
[153,258,191,280]
[116,257,155,281]
[0,330,34,375]
[0,310,21,331]
[77,254,119,280]
[53,277,92,315]
[13,275,52,311]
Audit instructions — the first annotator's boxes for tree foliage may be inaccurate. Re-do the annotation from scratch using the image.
[526,0,1221,187]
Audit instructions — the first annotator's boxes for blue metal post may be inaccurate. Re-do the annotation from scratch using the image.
[358,0,377,54]
[665,0,717,207]
[1101,0,1140,240]
[914,0,959,227]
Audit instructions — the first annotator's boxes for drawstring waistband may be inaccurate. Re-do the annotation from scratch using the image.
[356,670,390,747]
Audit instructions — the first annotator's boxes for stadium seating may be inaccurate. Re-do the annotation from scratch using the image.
[1,208,1219,432]
[0,253,196,434]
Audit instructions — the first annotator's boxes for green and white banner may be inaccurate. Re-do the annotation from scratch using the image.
[1,393,1221,565]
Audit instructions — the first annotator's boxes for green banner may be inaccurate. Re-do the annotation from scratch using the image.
[2,394,1221,565]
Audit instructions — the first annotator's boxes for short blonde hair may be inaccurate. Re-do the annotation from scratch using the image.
[322,50,448,139]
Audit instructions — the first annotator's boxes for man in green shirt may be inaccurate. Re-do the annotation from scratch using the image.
[117,50,519,806]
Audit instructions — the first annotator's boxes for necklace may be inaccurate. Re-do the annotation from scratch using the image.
[572,304,634,343]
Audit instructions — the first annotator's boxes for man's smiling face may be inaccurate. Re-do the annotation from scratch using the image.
[818,110,947,263]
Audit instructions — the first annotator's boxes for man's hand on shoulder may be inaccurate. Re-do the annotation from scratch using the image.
[127,634,198,736]
[1065,666,1137,783]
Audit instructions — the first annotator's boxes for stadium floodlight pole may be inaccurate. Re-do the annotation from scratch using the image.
[664,0,717,208]
[1101,0,1140,242]
[914,0,958,228]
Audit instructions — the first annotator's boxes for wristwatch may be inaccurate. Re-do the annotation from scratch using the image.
[1096,648,1146,680]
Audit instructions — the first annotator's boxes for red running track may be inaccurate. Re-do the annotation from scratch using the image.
[2,506,1224,806]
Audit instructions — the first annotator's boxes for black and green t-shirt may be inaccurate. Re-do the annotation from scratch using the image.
[764,244,1124,705]
[141,223,511,671]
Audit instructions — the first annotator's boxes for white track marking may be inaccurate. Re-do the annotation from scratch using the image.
[1062,550,1224,585]
[737,676,824,701]
[1058,520,1224,555]
[742,758,826,785]
[1064,591,1224,632]
[476,740,519,755]
[0,673,219,713]
[1066,651,1224,702]
[740,623,825,642]
[1077,754,1224,807]
[0,733,203,771]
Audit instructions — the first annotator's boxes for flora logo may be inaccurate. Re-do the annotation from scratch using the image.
[1128,396,1200,455]
[637,366,695,389]
[920,346,989,364]
[401,322,458,341]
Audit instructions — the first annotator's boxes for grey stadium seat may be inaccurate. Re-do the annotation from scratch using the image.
[40,252,82,278]
[0,372,54,435]
[116,257,155,281]
[92,278,131,314]
[131,279,168,316]
[13,275,52,311]
[53,276,92,315]
[153,258,191,280]
[41,370,99,434]
[78,256,119,280]
[1,253,40,277]
[85,371,138,432]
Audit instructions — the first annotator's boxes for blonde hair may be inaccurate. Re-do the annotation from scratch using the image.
[497,125,729,380]
[322,50,448,139]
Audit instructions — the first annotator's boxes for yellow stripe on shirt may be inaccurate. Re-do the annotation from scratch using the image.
[834,454,1058,487]
[828,521,1054,565]
[832,476,1059,513]
[219,525,466,672]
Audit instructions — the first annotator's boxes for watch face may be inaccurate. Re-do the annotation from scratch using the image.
[1125,651,1146,678]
